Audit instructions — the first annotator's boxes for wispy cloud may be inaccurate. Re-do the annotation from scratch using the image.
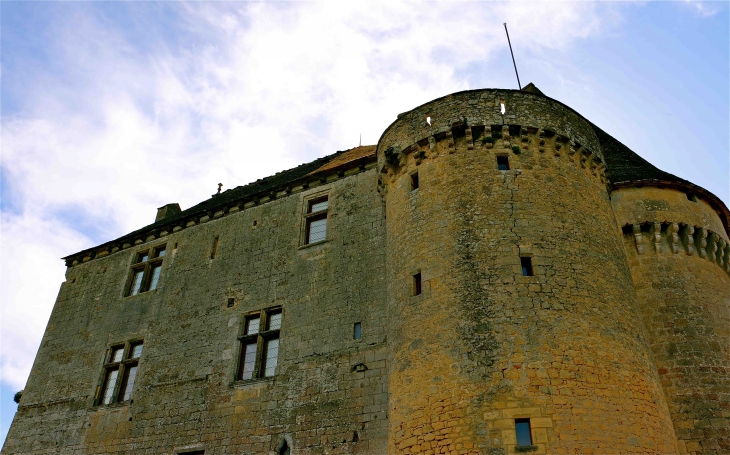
[681,0,722,17]
[1,1,616,391]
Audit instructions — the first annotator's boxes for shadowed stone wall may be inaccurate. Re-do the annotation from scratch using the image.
[613,186,730,455]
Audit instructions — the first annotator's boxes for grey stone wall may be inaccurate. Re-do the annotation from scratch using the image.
[4,166,388,455]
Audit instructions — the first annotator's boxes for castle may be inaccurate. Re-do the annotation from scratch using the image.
[4,86,729,455]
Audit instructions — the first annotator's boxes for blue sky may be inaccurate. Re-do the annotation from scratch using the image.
[1,1,728,446]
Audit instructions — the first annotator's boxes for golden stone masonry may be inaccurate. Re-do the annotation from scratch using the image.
[4,86,729,455]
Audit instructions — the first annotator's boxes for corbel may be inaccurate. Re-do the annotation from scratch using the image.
[501,125,510,148]
[669,223,680,254]
[538,129,546,153]
[555,135,567,156]
[716,239,726,267]
[697,228,708,259]
[682,225,696,256]
[633,224,645,255]
[428,135,436,151]
[445,130,455,151]
[653,222,663,254]
[521,126,530,144]
[707,232,719,262]
[568,140,580,162]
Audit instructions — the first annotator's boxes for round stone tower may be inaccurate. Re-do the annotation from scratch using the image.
[377,89,678,454]
[611,183,730,454]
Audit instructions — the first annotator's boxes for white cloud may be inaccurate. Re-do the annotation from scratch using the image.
[1,1,615,391]
[681,0,721,17]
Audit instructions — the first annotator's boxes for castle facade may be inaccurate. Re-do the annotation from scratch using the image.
[4,87,729,455]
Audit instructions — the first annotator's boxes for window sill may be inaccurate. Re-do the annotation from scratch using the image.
[89,401,130,411]
[123,288,158,299]
[299,239,330,250]
[231,377,274,388]
[515,445,538,453]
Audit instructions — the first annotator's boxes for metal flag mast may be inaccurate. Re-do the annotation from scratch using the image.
[503,23,522,90]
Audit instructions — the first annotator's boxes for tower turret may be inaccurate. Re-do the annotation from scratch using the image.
[377,89,678,454]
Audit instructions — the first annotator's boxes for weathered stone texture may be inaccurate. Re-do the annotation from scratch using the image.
[4,88,729,455]
[613,186,730,455]
[379,91,677,454]
[5,168,389,455]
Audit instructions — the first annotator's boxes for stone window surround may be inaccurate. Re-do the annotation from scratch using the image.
[124,244,167,297]
[236,306,283,382]
[301,190,331,247]
[94,339,144,407]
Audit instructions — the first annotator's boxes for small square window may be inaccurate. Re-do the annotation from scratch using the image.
[497,156,510,171]
[515,418,533,446]
[353,322,362,340]
[413,272,422,296]
[410,172,419,191]
[520,257,534,277]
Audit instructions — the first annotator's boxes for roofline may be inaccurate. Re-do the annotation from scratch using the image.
[377,87,730,235]
[62,148,377,264]
[611,179,730,235]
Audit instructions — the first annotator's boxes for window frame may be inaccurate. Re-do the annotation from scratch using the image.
[515,418,533,446]
[497,155,510,171]
[95,340,144,406]
[410,172,419,191]
[303,195,329,245]
[413,272,422,296]
[520,256,534,277]
[236,307,283,381]
[125,244,166,296]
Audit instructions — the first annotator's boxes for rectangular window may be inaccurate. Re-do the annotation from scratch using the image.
[520,257,534,276]
[353,322,362,340]
[97,341,143,406]
[410,172,419,191]
[413,272,422,296]
[497,156,510,171]
[210,236,219,259]
[238,308,282,380]
[126,245,166,296]
[515,418,533,446]
[305,196,329,244]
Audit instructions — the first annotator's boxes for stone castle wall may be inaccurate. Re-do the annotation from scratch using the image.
[378,90,677,454]
[4,167,390,455]
[4,88,729,455]
[612,187,730,455]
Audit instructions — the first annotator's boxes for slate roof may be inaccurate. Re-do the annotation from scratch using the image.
[592,124,730,232]
[63,145,376,261]
[63,88,729,262]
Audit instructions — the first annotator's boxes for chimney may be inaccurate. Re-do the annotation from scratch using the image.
[156,203,181,222]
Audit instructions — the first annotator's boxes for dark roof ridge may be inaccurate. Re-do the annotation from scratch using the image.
[63,145,376,262]
[592,124,730,233]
